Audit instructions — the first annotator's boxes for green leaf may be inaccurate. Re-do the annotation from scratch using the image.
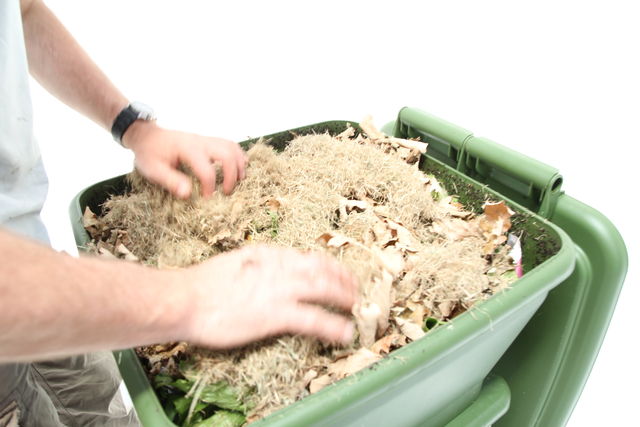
[188,412,205,425]
[268,210,279,238]
[173,396,192,417]
[163,400,177,422]
[190,410,246,427]
[175,396,211,426]
[173,396,209,415]
[172,378,194,394]
[501,269,518,282]
[423,317,445,332]
[179,359,200,381]
[199,382,247,413]
[153,374,174,389]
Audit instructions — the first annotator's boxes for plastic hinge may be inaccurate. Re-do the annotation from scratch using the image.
[393,107,563,219]
[393,107,474,170]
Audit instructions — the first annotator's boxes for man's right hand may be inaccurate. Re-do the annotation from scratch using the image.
[178,245,358,348]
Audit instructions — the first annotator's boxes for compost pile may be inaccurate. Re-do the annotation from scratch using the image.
[84,118,518,426]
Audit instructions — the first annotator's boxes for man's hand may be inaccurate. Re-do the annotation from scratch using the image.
[123,121,248,199]
[179,245,358,349]
[1,230,358,361]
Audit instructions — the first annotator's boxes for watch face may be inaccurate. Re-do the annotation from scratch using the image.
[130,101,156,121]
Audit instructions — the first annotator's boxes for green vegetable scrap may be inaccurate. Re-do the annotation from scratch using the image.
[423,317,445,332]
[199,381,248,412]
[268,210,279,238]
[192,411,245,427]
[153,374,247,427]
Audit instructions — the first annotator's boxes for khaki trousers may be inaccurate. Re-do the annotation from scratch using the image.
[0,352,139,427]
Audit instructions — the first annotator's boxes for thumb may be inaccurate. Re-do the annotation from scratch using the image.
[142,162,192,199]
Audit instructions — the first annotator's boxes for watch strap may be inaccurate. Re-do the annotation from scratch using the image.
[111,105,141,145]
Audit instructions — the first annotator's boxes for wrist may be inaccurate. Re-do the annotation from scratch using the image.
[111,102,157,148]
[121,119,159,150]
[146,267,196,343]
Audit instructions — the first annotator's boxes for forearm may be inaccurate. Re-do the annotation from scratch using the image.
[21,0,127,130]
[0,229,189,362]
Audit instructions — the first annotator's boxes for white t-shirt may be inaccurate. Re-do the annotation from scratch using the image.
[0,0,50,243]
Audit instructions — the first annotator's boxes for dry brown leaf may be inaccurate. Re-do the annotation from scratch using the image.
[478,201,515,254]
[396,270,424,302]
[340,198,369,214]
[479,201,514,235]
[385,219,414,248]
[397,147,422,165]
[82,206,99,228]
[395,317,425,341]
[406,301,426,326]
[397,147,411,159]
[431,218,479,241]
[208,230,231,245]
[326,348,382,380]
[438,300,454,318]
[353,302,381,348]
[309,374,332,394]
[264,198,282,210]
[113,229,131,250]
[82,207,104,240]
[405,149,422,164]
[440,196,474,219]
[316,232,352,248]
[421,176,445,195]
[450,200,465,210]
[369,270,394,335]
[372,246,405,276]
[336,125,356,141]
[144,342,188,366]
[373,205,391,218]
[115,243,139,262]
[360,116,427,155]
[97,246,117,259]
[360,115,386,140]
[449,210,474,220]
[371,220,392,244]
[370,333,406,355]
[387,137,427,154]
[301,369,318,389]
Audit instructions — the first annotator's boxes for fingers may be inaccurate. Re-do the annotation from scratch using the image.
[181,137,247,197]
[182,150,217,197]
[204,141,244,196]
[143,162,192,199]
[183,142,245,198]
[286,251,359,311]
[277,304,355,345]
[219,152,238,196]
[236,148,247,181]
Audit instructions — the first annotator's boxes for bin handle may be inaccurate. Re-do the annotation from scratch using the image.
[392,107,563,218]
[392,107,474,171]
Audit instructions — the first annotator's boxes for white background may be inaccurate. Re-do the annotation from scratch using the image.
[31,1,637,425]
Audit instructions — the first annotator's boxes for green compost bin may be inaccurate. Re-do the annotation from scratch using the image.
[69,108,627,426]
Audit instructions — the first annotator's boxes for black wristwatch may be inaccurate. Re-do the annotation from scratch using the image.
[111,101,156,146]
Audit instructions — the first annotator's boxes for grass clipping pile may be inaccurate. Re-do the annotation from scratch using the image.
[84,118,518,425]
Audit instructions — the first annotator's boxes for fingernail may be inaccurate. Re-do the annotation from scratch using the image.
[177,182,190,199]
[341,322,355,344]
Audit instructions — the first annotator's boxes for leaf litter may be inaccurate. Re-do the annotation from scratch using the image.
[83,119,520,425]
